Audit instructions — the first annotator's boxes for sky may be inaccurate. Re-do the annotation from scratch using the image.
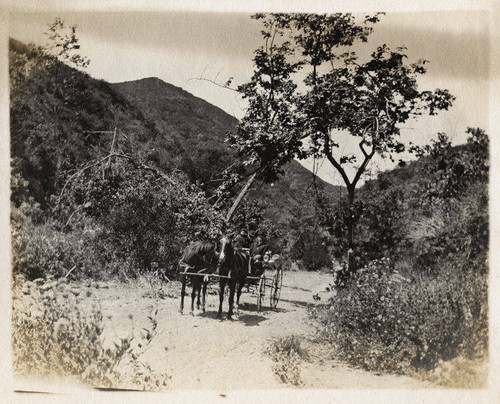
[7,7,492,185]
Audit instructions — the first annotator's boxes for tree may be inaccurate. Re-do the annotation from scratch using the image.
[44,17,90,69]
[228,13,454,268]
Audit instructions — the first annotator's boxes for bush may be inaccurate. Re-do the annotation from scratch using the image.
[314,130,489,386]
[11,157,225,281]
[407,181,488,274]
[316,257,487,378]
[12,275,169,390]
[59,160,224,278]
[290,225,332,271]
[267,335,308,386]
[11,200,128,280]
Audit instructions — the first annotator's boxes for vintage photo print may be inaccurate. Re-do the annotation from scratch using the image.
[1,0,498,402]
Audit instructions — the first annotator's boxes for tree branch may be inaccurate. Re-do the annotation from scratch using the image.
[225,169,260,224]
[351,120,377,188]
[54,153,117,210]
[211,163,263,207]
[105,127,117,171]
[61,206,82,230]
[187,77,239,92]
[324,133,351,187]
[53,151,177,211]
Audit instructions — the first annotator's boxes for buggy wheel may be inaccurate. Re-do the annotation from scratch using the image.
[257,275,265,313]
[269,269,283,308]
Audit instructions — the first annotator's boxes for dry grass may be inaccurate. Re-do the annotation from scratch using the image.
[267,335,308,386]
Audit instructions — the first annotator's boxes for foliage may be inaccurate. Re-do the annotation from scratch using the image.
[11,156,225,280]
[323,130,488,271]
[315,129,488,385]
[267,335,307,386]
[44,17,90,69]
[231,199,283,250]
[10,33,227,281]
[316,257,487,376]
[228,13,383,180]
[10,38,143,207]
[9,34,334,280]
[11,199,112,280]
[228,13,454,262]
[12,275,169,390]
[290,222,332,271]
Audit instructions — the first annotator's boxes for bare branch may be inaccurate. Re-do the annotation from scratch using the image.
[118,130,136,146]
[187,77,239,92]
[61,206,82,230]
[115,153,177,186]
[225,170,259,224]
[53,150,177,211]
[105,127,117,171]
[54,153,117,210]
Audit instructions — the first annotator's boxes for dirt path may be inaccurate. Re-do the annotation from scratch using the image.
[90,270,432,390]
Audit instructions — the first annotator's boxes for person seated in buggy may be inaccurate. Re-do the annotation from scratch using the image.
[233,230,250,253]
[249,235,272,276]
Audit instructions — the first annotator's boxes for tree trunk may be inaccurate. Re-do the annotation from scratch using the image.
[346,186,356,271]
[347,186,355,248]
[225,171,259,224]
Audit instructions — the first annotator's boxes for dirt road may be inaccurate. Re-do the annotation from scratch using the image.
[90,270,431,390]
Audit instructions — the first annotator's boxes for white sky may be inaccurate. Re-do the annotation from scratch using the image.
[7,7,492,185]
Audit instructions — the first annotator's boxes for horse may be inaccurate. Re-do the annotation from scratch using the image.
[215,235,259,319]
[179,240,218,315]
[179,235,266,320]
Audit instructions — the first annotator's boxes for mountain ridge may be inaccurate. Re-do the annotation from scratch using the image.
[10,37,342,232]
[110,76,344,225]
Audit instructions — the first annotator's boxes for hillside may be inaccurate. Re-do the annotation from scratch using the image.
[10,38,340,231]
[110,78,237,187]
[111,77,343,225]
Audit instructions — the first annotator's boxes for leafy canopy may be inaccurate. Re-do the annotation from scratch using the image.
[229,13,454,190]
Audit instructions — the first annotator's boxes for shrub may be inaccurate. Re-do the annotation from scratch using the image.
[11,200,127,280]
[290,225,332,271]
[12,275,170,390]
[267,335,307,386]
[316,257,487,379]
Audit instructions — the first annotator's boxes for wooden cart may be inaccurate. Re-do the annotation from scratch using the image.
[246,254,284,312]
[180,254,284,312]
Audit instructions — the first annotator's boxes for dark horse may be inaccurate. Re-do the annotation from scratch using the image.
[216,235,260,319]
[179,240,218,315]
[179,235,265,319]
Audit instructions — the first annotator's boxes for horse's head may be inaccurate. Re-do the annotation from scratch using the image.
[215,234,232,268]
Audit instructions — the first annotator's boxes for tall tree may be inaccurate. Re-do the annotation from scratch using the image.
[228,13,454,268]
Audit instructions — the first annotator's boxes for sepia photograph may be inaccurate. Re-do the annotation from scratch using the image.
[2,0,497,401]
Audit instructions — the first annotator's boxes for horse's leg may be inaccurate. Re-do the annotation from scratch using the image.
[217,278,225,319]
[202,281,207,313]
[227,279,235,320]
[190,278,197,316]
[196,279,201,310]
[180,273,187,314]
[236,278,245,315]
